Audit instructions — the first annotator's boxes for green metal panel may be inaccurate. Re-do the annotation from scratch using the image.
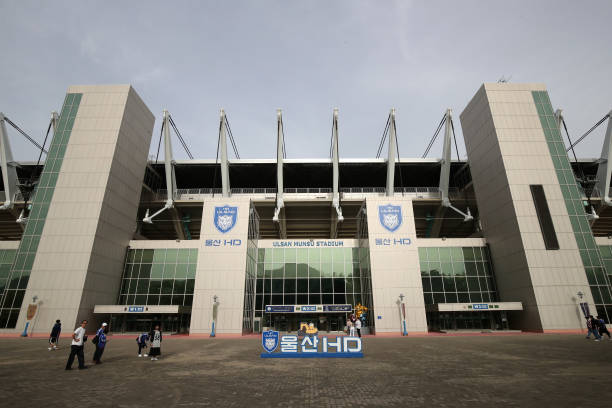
[533,91,612,322]
[0,94,82,328]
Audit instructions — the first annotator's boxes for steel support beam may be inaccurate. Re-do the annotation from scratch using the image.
[272,110,287,238]
[331,108,343,226]
[438,109,472,221]
[219,109,230,198]
[0,113,18,210]
[386,108,397,196]
[439,109,452,207]
[143,110,177,225]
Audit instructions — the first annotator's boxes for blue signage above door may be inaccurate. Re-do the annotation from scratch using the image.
[265,305,295,313]
[265,305,353,313]
[323,305,352,312]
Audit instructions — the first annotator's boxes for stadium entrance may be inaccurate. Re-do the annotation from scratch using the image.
[93,305,191,334]
[425,302,523,331]
[250,243,374,334]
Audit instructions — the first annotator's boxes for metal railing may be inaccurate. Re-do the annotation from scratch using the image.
[146,186,453,201]
[1,186,474,204]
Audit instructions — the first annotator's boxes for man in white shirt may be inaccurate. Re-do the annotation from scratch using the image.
[65,320,88,370]
[355,317,362,338]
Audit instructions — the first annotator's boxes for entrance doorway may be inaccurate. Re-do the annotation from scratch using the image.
[426,311,510,331]
[108,313,191,334]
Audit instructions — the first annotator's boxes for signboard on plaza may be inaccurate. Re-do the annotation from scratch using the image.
[265,304,352,313]
[260,330,363,358]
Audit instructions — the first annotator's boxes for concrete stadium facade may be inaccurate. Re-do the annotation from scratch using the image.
[0,83,610,336]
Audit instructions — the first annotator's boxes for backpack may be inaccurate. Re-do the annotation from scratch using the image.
[92,335,99,345]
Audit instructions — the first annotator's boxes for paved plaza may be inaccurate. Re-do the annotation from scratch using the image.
[0,334,611,407]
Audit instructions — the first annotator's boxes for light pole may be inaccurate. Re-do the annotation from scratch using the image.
[399,293,407,336]
[210,295,218,337]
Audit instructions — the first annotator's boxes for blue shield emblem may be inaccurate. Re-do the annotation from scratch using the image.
[379,204,402,232]
[214,205,238,233]
[262,330,279,353]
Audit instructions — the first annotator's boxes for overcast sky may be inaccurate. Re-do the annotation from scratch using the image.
[1,0,611,161]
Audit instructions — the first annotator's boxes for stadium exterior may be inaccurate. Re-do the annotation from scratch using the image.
[0,83,611,336]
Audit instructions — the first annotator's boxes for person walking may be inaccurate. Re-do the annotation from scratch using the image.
[48,319,61,351]
[65,320,88,370]
[586,315,602,341]
[137,332,149,357]
[595,316,611,340]
[92,322,108,364]
[149,325,162,361]
[355,317,362,338]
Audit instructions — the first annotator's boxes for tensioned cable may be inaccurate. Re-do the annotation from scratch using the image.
[168,116,194,159]
[224,115,240,159]
[167,117,189,157]
[3,116,48,153]
[22,117,54,208]
[566,114,610,152]
[168,116,193,158]
[35,121,52,168]
[422,114,446,158]
[171,122,193,159]
[375,114,391,159]
[449,118,461,162]
[561,117,591,200]
[280,115,286,159]
[28,119,53,184]
[562,118,580,163]
[329,115,335,158]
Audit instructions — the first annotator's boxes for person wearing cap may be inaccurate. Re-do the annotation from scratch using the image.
[92,322,108,364]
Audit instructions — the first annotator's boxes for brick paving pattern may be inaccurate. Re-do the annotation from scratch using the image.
[0,334,611,407]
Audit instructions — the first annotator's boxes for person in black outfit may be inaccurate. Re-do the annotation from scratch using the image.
[48,319,61,351]
[595,316,611,340]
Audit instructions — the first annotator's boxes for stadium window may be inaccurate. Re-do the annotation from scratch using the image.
[530,185,560,250]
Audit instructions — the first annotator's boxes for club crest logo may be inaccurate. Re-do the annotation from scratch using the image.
[262,330,279,353]
[379,204,402,232]
[214,205,238,233]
